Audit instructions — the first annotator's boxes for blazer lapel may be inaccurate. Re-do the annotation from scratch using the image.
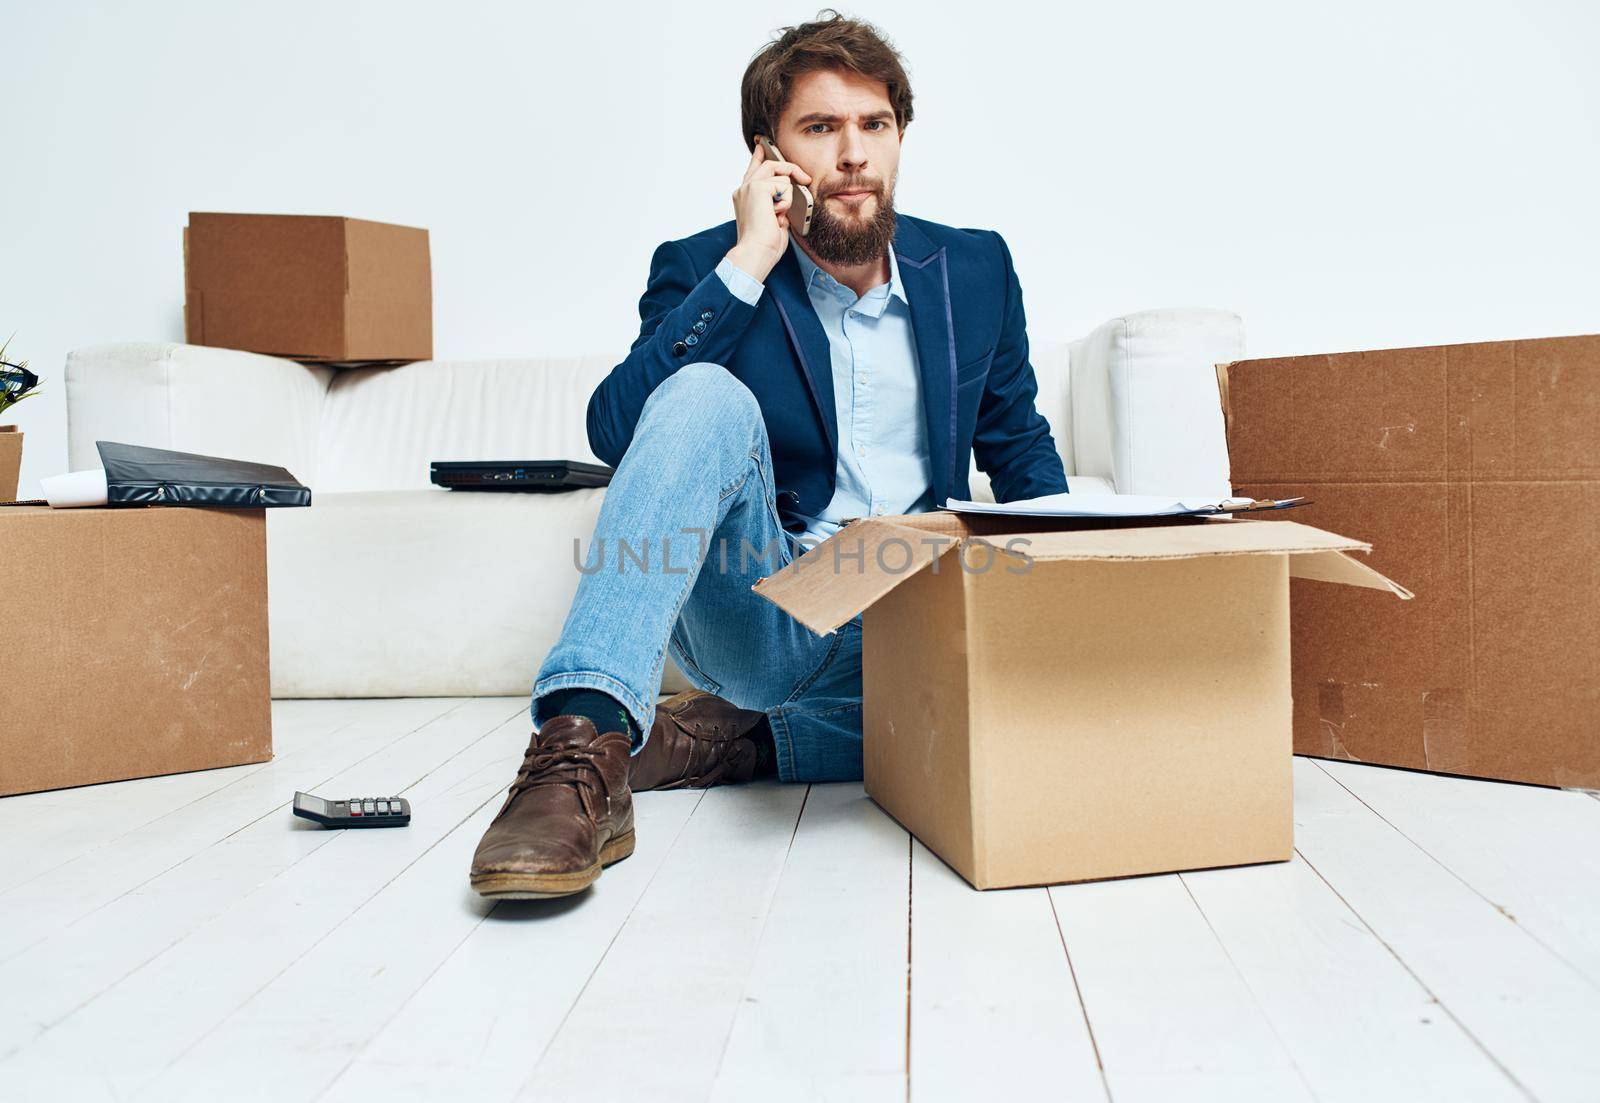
[893,217,957,505]
[765,218,958,500]
[765,244,837,456]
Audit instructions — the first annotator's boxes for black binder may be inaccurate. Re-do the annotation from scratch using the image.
[97,441,311,508]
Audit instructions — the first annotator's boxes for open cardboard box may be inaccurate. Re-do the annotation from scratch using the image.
[755,511,1411,889]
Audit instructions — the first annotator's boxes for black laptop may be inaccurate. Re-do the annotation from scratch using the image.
[430,459,614,492]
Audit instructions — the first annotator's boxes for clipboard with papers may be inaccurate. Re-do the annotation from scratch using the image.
[940,493,1310,520]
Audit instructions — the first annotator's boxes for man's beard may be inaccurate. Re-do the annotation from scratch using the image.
[803,176,897,266]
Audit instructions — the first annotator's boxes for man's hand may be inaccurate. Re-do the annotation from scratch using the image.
[726,141,812,283]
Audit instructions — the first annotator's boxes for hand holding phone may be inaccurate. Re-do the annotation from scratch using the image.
[726,136,814,281]
[756,136,814,237]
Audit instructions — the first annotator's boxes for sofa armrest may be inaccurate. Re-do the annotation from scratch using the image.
[65,343,333,485]
[1068,309,1244,498]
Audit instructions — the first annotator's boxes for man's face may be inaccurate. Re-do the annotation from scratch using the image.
[774,68,903,266]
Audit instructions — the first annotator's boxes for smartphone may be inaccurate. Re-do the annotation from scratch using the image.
[756,135,814,236]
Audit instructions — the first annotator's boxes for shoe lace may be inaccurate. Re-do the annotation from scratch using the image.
[507,742,619,818]
[686,731,756,786]
[694,759,732,785]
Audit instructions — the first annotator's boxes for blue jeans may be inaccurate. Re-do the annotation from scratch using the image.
[531,362,864,783]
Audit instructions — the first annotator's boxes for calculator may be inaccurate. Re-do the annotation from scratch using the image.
[292,791,412,828]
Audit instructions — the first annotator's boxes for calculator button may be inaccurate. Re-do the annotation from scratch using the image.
[349,805,362,816]
[376,801,389,814]
[363,801,376,814]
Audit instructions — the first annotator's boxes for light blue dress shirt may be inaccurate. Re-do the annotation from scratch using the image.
[714,237,933,543]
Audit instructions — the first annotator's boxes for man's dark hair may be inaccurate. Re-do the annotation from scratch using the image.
[739,9,914,150]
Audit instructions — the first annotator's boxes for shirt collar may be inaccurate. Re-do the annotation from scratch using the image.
[789,234,906,312]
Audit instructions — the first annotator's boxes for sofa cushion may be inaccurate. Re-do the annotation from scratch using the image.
[1067,310,1243,498]
[65,342,332,483]
[266,487,691,698]
[315,357,614,492]
[314,344,1079,495]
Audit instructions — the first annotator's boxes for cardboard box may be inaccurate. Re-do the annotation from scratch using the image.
[1217,334,1600,789]
[755,512,1409,888]
[0,504,272,796]
[0,427,19,501]
[184,212,432,363]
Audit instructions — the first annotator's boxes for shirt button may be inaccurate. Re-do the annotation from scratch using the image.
[848,311,858,318]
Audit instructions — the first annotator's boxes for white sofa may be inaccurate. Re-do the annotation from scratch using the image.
[64,308,1243,698]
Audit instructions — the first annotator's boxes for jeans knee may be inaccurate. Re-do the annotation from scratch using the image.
[645,362,761,427]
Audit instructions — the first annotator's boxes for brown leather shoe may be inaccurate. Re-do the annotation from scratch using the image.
[469,716,635,899]
[629,690,768,792]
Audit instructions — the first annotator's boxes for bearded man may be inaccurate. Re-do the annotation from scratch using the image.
[470,10,1066,900]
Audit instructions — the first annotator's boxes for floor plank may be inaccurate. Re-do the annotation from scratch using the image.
[146,775,704,1101]
[515,781,809,1101]
[710,783,911,1102]
[1318,758,1600,986]
[0,698,367,893]
[0,697,522,1061]
[319,787,705,1100]
[4,698,1600,1102]
[1294,757,1600,1102]
[1051,873,1314,1103]
[0,697,471,964]
[1180,853,1524,1101]
[0,703,530,1100]
[908,843,1106,1103]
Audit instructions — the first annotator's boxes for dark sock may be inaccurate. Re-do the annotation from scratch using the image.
[548,689,637,741]
[748,716,778,778]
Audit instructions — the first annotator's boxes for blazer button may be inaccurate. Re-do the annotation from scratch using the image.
[685,334,699,346]
[692,321,706,333]
[701,310,714,320]
[672,341,688,356]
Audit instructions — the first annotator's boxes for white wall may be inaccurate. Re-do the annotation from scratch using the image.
[5,0,1598,499]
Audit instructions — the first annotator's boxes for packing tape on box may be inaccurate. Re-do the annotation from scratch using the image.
[41,468,109,508]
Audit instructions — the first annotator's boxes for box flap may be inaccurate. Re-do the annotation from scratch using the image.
[972,518,1368,563]
[751,518,960,635]
[344,218,431,302]
[1215,360,1234,436]
[980,518,1410,598]
[1287,548,1414,599]
[755,517,1412,634]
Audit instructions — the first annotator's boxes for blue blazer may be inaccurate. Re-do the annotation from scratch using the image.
[588,214,1068,532]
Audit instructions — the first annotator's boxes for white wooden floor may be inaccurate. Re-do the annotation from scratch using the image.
[2,697,1598,1102]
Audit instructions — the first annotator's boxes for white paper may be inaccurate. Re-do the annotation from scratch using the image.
[942,493,1260,519]
[41,468,109,508]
